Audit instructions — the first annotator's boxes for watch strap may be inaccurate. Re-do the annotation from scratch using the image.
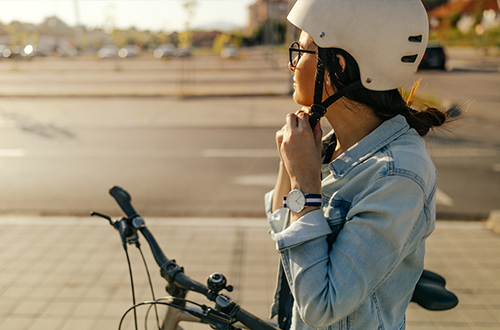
[283,194,322,208]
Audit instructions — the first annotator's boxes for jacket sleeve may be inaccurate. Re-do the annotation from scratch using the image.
[275,174,425,327]
[265,189,291,237]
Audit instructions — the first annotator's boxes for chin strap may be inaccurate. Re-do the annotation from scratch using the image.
[309,47,363,129]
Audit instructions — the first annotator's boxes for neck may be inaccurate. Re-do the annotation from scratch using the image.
[324,99,383,161]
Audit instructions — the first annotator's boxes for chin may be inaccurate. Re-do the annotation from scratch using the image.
[292,92,313,107]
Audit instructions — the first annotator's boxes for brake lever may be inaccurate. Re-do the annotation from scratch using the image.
[91,212,140,249]
[91,211,115,226]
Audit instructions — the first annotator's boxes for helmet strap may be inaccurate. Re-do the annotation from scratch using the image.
[309,47,363,129]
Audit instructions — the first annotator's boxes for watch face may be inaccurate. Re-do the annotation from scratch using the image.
[287,190,305,213]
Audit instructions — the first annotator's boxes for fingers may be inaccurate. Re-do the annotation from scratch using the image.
[313,121,323,146]
[296,111,311,130]
[286,112,298,128]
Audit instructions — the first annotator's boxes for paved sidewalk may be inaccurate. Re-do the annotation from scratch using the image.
[0,217,498,330]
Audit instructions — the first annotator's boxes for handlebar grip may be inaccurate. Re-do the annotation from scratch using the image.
[109,186,138,218]
[234,307,280,330]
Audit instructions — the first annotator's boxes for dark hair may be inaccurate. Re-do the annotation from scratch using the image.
[322,48,448,137]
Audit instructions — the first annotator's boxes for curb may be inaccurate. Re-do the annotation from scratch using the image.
[485,210,500,234]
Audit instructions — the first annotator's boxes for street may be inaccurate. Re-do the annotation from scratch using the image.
[0,49,498,219]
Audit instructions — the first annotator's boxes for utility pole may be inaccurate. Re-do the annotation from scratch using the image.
[73,0,81,27]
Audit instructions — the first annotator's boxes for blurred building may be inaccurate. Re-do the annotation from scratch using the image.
[246,0,291,36]
[428,0,500,34]
[192,30,223,48]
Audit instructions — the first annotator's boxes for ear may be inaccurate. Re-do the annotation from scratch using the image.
[337,54,346,72]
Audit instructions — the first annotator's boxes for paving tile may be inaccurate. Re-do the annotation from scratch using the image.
[71,300,107,317]
[0,315,33,330]
[41,300,78,317]
[477,293,500,306]
[406,323,437,330]
[59,318,96,330]
[10,299,48,316]
[0,218,499,330]
[407,305,434,323]
[458,306,499,323]
[25,316,65,330]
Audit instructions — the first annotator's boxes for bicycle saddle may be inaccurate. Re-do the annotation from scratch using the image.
[411,270,459,311]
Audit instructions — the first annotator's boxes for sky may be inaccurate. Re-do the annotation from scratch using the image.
[0,0,256,32]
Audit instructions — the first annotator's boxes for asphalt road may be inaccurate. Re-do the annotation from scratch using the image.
[0,51,498,219]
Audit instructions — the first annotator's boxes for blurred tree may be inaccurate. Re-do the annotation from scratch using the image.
[156,31,170,45]
[252,19,286,45]
[212,33,231,53]
[39,16,74,37]
[178,30,193,48]
[181,0,198,47]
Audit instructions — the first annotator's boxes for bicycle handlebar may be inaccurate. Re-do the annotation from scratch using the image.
[235,308,280,330]
[107,186,280,330]
[109,186,138,218]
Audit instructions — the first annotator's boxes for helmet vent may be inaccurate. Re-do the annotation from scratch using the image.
[409,35,423,43]
[401,54,418,63]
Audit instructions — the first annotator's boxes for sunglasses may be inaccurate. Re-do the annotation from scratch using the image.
[289,41,317,68]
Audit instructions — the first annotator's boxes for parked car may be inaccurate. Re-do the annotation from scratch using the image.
[175,47,191,57]
[118,45,141,58]
[418,42,447,70]
[0,45,12,58]
[220,46,239,59]
[97,45,119,58]
[56,46,78,57]
[153,43,176,58]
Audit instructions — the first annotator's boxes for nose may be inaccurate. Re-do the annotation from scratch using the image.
[288,62,295,72]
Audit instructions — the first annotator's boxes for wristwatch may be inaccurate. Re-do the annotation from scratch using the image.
[283,189,322,213]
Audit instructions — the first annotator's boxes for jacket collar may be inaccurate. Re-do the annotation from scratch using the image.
[329,115,410,179]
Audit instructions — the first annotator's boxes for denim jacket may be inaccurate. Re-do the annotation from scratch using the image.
[265,115,437,330]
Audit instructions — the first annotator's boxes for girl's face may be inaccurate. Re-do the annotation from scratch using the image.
[289,32,318,107]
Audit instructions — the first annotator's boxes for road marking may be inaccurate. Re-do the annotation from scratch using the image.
[436,188,454,206]
[233,174,277,187]
[0,149,26,157]
[493,164,500,172]
[203,149,277,158]
[233,175,456,209]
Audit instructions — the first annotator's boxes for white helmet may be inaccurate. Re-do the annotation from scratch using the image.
[288,0,429,91]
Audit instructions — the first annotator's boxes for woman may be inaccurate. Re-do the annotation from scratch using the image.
[265,0,449,329]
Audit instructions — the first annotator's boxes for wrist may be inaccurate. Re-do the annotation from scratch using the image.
[290,206,320,224]
[290,180,321,195]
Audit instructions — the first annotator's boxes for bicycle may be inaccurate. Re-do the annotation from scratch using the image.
[92,186,458,330]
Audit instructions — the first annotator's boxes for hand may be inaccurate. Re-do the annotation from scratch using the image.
[279,111,323,194]
[275,108,312,161]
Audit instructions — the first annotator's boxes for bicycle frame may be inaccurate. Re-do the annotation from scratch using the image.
[162,302,205,330]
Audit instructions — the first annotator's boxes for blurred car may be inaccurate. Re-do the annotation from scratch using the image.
[175,47,191,57]
[0,45,12,58]
[16,44,36,58]
[56,46,78,57]
[153,43,176,58]
[418,42,447,70]
[118,45,141,58]
[220,46,239,59]
[97,45,119,58]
